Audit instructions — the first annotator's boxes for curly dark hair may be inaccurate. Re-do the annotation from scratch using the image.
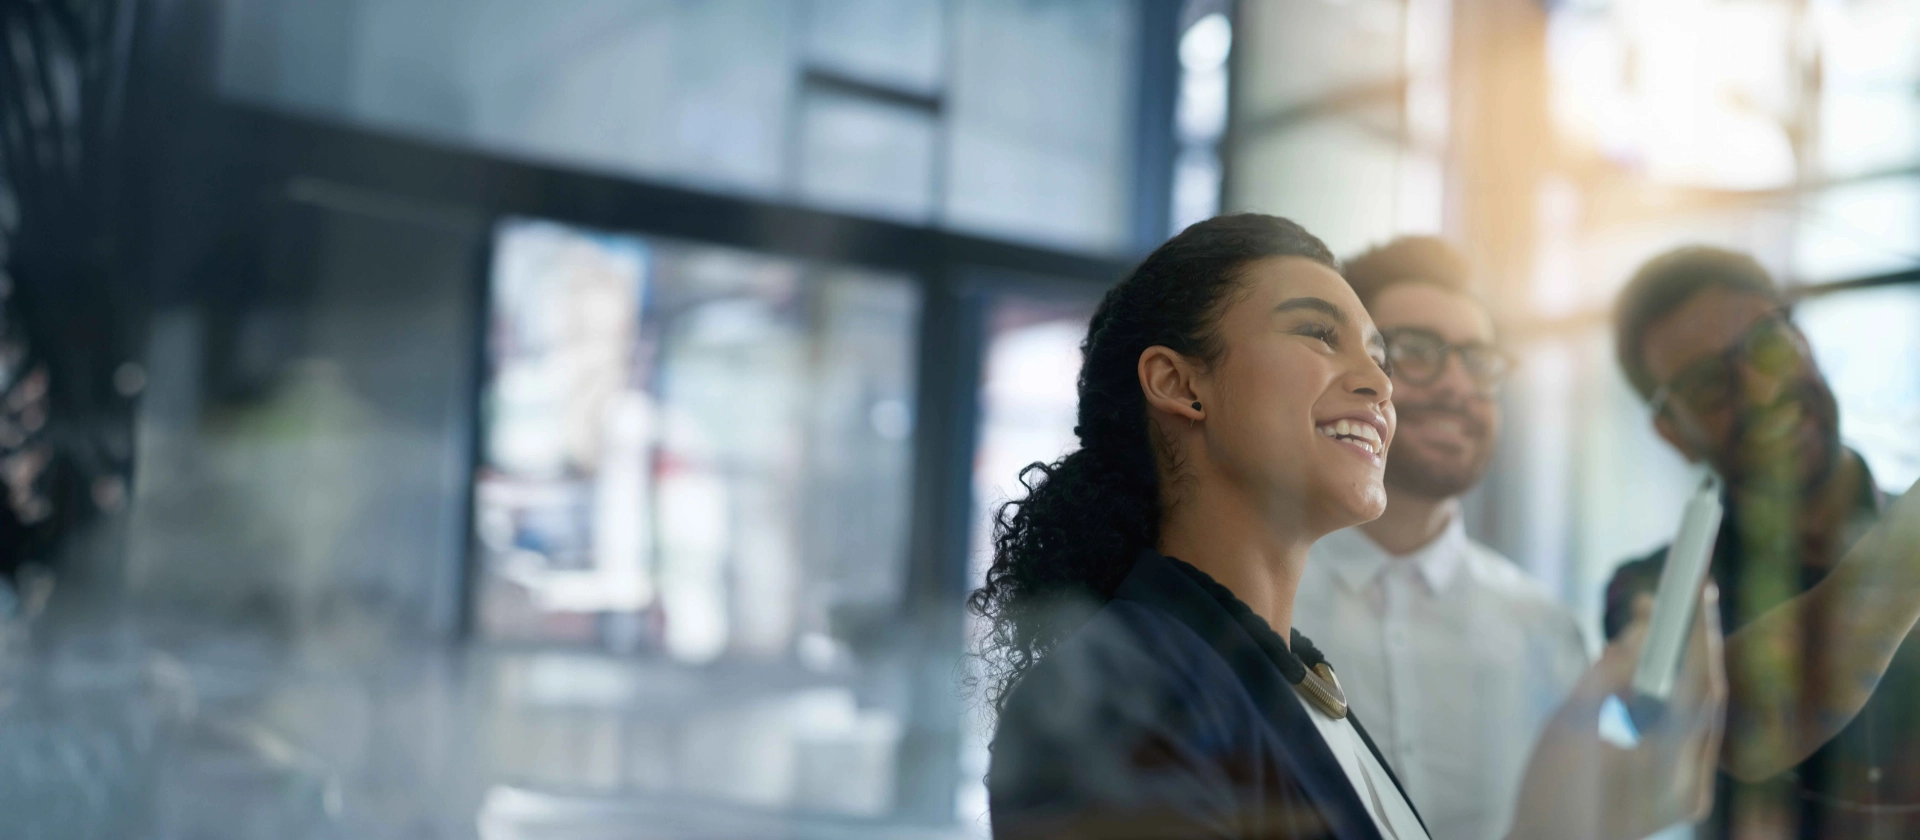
[967,213,1339,713]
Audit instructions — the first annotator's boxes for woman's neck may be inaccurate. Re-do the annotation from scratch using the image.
[1156,475,1315,644]
[1359,491,1458,556]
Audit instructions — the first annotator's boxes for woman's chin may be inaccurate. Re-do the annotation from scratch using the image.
[1310,485,1387,535]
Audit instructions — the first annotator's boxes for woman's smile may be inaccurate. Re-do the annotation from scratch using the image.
[1314,414,1389,465]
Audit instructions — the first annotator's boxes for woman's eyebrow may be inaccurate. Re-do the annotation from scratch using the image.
[1274,296,1346,321]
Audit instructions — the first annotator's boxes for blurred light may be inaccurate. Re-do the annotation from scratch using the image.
[1176,61,1230,143]
[112,362,146,397]
[796,631,852,672]
[1179,13,1231,73]
[1172,13,1231,236]
[868,398,913,441]
[1172,147,1224,235]
[91,476,126,512]
[1792,177,1920,283]
[1548,0,1798,190]
[1798,285,1920,493]
[658,467,730,663]
[1597,695,1642,748]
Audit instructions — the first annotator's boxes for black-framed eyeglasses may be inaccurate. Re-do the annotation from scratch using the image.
[1648,309,1809,419]
[1382,328,1511,389]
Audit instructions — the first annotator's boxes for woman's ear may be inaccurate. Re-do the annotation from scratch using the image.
[1138,345,1206,423]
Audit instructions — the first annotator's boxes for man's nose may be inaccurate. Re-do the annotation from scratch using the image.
[1736,358,1787,406]
[1432,351,1480,399]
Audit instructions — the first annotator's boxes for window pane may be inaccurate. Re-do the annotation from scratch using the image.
[1820,89,1920,180]
[475,219,921,659]
[1235,0,1404,117]
[797,89,939,223]
[1792,177,1920,284]
[803,0,946,95]
[1228,0,1448,254]
[944,0,1138,254]
[219,0,797,196]
[1796,285,1920,493]
[1232,118,1407,258]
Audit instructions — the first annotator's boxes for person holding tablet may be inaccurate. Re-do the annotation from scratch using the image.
[1606,247,1920,837]
[976,214,1726,840]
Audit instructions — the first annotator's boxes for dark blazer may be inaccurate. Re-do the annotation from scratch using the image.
[988,548,1425,840]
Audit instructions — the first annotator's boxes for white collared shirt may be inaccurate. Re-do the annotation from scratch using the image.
[1295,518,1589,840]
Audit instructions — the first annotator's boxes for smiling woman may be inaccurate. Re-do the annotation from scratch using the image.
[972,214,1728,840]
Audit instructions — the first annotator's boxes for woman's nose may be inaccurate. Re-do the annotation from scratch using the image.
[1351,355,1393,403]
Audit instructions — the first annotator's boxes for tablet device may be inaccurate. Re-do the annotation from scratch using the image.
[1626,474,1723,731]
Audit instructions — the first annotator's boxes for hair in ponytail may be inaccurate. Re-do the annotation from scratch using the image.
[968,214,1338,712]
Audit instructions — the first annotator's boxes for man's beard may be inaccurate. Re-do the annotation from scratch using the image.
[1721,374,1844,495]
[1384,399,1494,500]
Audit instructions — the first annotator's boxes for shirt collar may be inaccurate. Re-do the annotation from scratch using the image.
[1317,514,1471,595]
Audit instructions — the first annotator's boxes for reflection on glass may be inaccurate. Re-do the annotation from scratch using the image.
[476,219,921,661]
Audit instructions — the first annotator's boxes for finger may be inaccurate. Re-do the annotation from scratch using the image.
[1693,682,1728,819]
[1591,600,1655,693]
[1675,583,1729,818]
[1698,582,1727,704]
[1675,582,1727,710]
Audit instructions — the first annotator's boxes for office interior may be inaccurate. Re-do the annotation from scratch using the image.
[0,0,1914,837]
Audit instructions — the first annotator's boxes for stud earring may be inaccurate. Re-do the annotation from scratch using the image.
[1191,401,1202,411]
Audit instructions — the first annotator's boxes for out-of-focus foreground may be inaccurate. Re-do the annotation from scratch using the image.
[0,0,1914,838]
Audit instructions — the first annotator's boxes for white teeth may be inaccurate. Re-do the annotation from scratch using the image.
[1316,419,1382,454]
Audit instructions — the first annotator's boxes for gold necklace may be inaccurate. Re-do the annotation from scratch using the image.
[1295,662,1349,719]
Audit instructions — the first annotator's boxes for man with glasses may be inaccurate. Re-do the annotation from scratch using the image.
[1605,246,1920,837]
[1294,237,1589,840]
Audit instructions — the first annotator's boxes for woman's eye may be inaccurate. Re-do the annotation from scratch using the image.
[1298,325,1338,349]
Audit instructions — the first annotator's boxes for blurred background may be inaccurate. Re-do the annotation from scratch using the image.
[0,0,1914,837]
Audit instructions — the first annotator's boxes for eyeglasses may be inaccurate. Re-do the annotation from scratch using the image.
[1382,328,1511,389]
[1649,310,1810,419]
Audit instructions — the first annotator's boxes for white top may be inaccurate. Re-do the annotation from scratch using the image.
[1304,693,1432,840]
[1294,517,1589,840]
